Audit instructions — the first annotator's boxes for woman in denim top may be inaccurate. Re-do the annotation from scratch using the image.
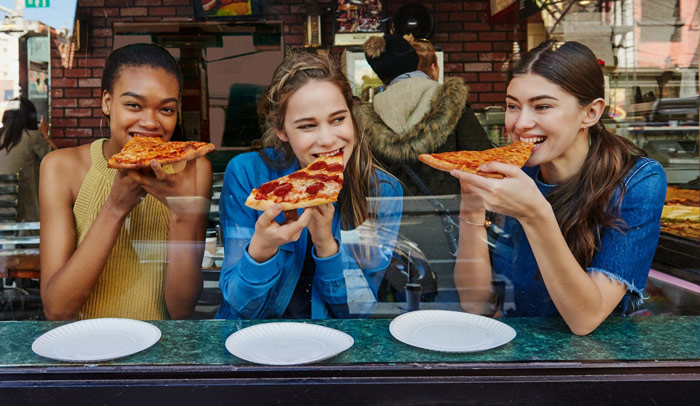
[217,52,402,319]
[451,41,666,335]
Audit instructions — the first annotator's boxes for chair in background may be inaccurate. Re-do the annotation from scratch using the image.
[0,173,21,223]
[0,173,43,319]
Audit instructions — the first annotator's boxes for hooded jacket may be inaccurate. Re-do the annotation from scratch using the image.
[357,76,493,196]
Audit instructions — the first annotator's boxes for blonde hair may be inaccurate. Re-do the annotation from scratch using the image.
[258,50,383,229]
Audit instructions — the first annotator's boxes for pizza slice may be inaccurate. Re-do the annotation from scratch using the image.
[418,140,534,179]
[108,136,216,169]
[245,154,345,211]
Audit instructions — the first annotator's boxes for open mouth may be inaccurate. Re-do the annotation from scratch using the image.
[129,131,162,138]
[314,147,343,158]
[521,136,546,147]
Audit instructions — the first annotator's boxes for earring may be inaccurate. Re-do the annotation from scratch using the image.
[99,115,109,138]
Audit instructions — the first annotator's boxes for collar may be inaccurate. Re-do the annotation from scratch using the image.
[388,70,431,86]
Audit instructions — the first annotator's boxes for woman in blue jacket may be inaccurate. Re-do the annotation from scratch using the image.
[216,51,403,319]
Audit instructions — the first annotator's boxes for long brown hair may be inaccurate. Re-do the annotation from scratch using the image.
[257,50,383,229]
[510,41,645,268]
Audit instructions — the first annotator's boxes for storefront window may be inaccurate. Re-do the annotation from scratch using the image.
[2,2,700,381]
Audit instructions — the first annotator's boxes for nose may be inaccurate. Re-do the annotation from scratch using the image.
[138,109,159,130]
[315,123,336,147]
[512,108,536,133]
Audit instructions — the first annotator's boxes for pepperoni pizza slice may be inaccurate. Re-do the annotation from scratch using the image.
[108,136,216,169]
[418,140,534,179]
[245,154,345,211]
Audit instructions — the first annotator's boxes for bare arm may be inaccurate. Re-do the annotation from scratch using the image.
[38,115,58,150]
[128,157,213,319]
[451,170,496,316]
[39,150,143,320]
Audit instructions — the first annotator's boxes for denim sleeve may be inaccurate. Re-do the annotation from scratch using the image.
[217,156,285,319]
[315,173,403,318]
[587,159,667,300]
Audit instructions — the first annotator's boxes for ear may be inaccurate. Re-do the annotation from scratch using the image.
[101,90,112,116]
[430,63,439,82]
[582,97,605,128]
[275,128,289,142]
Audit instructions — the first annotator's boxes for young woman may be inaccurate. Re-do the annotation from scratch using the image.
[0,97,55,223]
[452,41,666,335]
[216,51,403,320]
[40,43,212,321]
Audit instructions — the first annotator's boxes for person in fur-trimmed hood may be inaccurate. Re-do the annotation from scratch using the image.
[357,34,493,196]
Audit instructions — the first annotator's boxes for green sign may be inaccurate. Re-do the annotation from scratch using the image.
[26,0,50,8]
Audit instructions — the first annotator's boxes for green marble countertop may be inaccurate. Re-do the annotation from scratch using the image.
[1,316,699,367]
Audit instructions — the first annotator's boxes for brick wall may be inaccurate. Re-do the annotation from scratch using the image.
[49,0,524,147]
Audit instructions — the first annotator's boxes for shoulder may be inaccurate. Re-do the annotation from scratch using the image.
[42,143,91,175]
[624,157,666,188]
[224,149,292,189]
[373,168,403,197]
[226,150,273,177]
[620,157,667,204]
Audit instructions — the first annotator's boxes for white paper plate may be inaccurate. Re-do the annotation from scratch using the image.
[32,318,161,362]
[225,322,354,365]
[389,310,516,352]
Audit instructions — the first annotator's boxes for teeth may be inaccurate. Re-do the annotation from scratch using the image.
[318,148,341,158]
[522,137,545,144]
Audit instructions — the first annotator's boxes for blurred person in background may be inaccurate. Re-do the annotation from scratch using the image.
[0,97,55,223]
[357,34,492,197]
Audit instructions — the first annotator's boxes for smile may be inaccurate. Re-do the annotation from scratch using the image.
[520,136,546,146]
[128,131,162,138]
[315,147,343,158]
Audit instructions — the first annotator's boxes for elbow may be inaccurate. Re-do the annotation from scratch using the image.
[43,306,77,321]
[569,325,596,336]
[566,316,606,336]
[168,308,194,320]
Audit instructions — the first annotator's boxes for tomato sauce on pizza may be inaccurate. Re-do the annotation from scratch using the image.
[418,140,534,179]
[245,154,345,211]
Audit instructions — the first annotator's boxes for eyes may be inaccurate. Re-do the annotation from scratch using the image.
[506,103,552,111]
[296,115,347,130]
[123,101,177,116]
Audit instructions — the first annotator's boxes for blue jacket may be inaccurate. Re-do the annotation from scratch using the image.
[492,158,667,316]
[216,149,403,319]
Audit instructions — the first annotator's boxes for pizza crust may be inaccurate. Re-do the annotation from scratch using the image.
[245,194,337,211]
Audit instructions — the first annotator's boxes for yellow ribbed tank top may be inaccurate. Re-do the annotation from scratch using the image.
[73,139,170,320]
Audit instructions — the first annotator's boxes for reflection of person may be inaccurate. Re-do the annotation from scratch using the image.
[452,41,666,335]
[216,51,402,320]
[0,97,55,223]
[40,43,212,321]
[357,34,492,196]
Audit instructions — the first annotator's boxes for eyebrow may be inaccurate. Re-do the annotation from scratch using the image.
[506,94,559,102]
[291,109,348,124]
[120,92,178,104]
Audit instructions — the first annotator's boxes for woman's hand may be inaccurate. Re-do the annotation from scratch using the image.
[451,162,546,221]
[106,169,147,216]
[306,203,338,258]
[125,159,196,214]
[248,204,313,263]
[38,115,49,138]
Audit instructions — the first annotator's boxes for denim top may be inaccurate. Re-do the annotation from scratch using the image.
[216,149,403,320]
[492,157,667,317]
